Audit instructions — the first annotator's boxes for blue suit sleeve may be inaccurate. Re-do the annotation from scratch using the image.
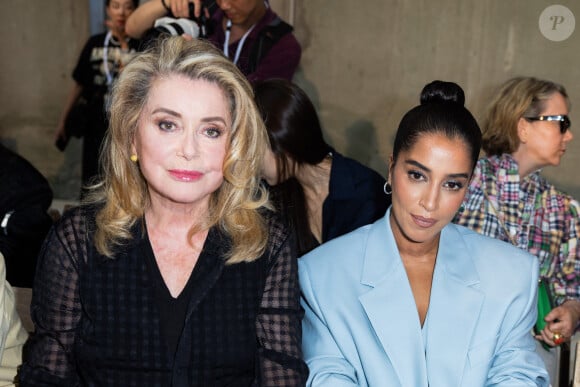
[486,256,549,386]
[299,260,361,387]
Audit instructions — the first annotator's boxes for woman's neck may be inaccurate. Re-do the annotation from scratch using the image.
[145,197,209,233]
[225,2,267,39]
[389,212,440,263]
[295,156,332,243]
[510,148,540,179]
[295,156,332,200]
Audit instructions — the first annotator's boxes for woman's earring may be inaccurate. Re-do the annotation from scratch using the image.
[130,154,138,162]
[384,182,392,195]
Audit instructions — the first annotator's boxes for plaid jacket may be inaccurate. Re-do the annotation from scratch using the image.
[454,154,580,305]
[20,206,307,386]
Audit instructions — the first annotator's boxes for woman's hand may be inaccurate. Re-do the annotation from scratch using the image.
[535,299,580,346]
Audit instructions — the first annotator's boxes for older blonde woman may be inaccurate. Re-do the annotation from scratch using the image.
[454,76,579,383]
[20,37,307,386]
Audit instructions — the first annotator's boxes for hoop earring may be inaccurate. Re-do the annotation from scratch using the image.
[384,182,392,195]
[130,154,138,162]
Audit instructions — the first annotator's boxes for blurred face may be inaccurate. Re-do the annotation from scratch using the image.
[519,92,573,169]
[217,0,265,27]
[106,0,136,32]
[133,75,230,209]
[389,133,472,248]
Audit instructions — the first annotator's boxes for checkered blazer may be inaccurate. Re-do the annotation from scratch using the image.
[454,153,580,305]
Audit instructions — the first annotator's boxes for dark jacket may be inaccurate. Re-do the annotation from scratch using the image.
[0,144,53,287]
[322,152,390,242]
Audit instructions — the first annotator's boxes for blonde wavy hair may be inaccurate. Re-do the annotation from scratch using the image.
[482,76,569,156]
[86,36,270,264]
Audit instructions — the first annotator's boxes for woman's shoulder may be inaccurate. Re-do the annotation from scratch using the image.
[52,203,104,244]
[300,218,379,269]
[259,207,294,254]
[450,223,536,267]
[331,152,385,191]
[535,176,579,213]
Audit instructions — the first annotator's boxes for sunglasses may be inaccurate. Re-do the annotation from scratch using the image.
[525,115,571,134]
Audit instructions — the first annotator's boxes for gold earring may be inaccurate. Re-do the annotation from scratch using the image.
[130,154,138,162]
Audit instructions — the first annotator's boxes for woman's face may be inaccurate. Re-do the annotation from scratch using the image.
[106,0,136,32]
[389,133,472,248]
[133,75,230,210]
[518,92,573,169]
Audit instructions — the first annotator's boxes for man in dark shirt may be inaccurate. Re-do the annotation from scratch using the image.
[126,0,302,82]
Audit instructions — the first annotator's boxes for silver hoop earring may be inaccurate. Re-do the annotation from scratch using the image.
[384,182,392,195]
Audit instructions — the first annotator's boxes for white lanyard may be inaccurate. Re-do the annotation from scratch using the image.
[102,31,113,86]
[223,20,257,65]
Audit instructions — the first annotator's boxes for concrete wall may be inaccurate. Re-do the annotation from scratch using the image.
[0,0,90,198]
[290,0,580,197]
[2,0,579,199]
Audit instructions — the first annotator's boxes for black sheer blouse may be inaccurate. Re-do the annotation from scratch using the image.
[19,206,307,386]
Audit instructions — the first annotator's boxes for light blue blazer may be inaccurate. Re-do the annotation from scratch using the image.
[300,211,549,386]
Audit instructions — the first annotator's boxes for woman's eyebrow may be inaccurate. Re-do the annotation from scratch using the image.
[404,159,469,179]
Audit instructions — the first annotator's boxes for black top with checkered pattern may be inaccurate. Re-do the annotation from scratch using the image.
[20,206,307,386]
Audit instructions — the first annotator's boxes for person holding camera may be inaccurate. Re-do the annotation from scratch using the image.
[126,0,302,82]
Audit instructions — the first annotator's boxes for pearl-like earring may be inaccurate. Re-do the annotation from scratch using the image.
[130,154,138,162]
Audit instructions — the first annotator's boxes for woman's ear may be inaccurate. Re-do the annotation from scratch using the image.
[387,155,394,184]
[517,117,529,144]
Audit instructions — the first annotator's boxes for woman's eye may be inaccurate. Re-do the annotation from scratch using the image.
[158,121,175,132]
[408,171,425,181]
[204,127,222,138]
[444,181,464,191]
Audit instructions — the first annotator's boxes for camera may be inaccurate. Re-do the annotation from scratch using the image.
[139,2,212,51]
[153,17,200,38]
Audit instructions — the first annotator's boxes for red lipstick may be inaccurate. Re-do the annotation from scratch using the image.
[169,169,203,182]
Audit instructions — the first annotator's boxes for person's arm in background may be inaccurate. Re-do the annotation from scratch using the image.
[126,0,204,38]
[55,83,83,143]
[536,197,580,346]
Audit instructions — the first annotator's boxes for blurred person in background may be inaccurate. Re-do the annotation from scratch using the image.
[126,0,301,82]
[254,79,389,257]
[55,0,140,195]
[0,143,53,288]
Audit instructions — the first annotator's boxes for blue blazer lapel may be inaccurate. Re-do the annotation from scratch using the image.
[358,216,429,387]
[425,225,484,386]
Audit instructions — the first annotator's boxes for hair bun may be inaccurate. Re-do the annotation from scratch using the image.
[420,80,465,106]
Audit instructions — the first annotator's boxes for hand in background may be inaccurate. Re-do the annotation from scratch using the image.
[535,299,580,346]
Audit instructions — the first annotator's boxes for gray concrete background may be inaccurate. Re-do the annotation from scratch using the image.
[1,1,579,200]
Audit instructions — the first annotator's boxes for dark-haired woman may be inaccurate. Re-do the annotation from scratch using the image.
[454,76,579,384]
[254,79,390,256]
[299,81,549,386]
